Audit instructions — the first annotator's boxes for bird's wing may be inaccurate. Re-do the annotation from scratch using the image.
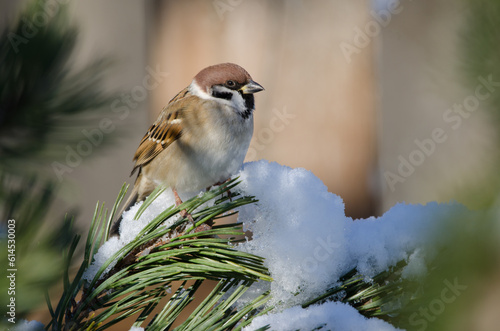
[130,87,190,175]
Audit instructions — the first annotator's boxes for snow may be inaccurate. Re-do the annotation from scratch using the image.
[84,159,466,330]
[83,189,204,281]
[233,161,464,310]
[234,161,349,307]
[244,301,402,331]
[11,320,45,331]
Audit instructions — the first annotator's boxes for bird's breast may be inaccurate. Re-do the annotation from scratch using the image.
[153,103,254,192]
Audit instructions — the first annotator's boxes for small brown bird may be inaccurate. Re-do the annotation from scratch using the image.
[111,63,264,235]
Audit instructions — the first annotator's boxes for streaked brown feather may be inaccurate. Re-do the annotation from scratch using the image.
[130,87,189,175]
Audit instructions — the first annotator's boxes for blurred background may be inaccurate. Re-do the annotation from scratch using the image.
[1,0,500,329]
[3,0,497,222]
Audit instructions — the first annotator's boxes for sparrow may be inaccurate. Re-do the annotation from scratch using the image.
[111,63,264,235]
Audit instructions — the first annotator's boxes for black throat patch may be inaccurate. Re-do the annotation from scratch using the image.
[240,93,254,119]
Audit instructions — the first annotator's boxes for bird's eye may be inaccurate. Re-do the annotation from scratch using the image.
[226,80,236,87]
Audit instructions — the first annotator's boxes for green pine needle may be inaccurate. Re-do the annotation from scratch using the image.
[48,180,273,330]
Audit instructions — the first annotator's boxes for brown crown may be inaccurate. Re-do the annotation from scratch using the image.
[193,63,252,93]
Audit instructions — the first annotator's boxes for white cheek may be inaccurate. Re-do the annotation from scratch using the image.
[189,81,211,99]
[231,93,246,112]
[189,81,247,114]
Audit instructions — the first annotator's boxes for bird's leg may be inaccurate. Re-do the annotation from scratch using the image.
[173,188,213,233]
[172,188,195,225]
[209,178,233,201]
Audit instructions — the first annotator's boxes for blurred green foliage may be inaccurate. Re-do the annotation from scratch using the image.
[389,210,499,331]
[461,0,500,122]
[452,0,500,209]
[0,0,120,326]
[399,2,500,329]
[0,0,116,176]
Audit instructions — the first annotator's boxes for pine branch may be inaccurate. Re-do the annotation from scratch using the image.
[47,179,429,330]
[301,260,420,318]
[48,180,273,330]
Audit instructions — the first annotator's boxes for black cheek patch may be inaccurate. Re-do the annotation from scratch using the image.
[212,90,233,101]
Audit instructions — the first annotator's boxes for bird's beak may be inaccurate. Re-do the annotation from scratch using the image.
[240,80,264,94]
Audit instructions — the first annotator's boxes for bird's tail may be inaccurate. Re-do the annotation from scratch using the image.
[110,178,141,237]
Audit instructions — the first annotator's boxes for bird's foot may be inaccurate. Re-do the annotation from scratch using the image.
[208,178,233,201]
[179,208,195,225]
[172,187,211,233]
